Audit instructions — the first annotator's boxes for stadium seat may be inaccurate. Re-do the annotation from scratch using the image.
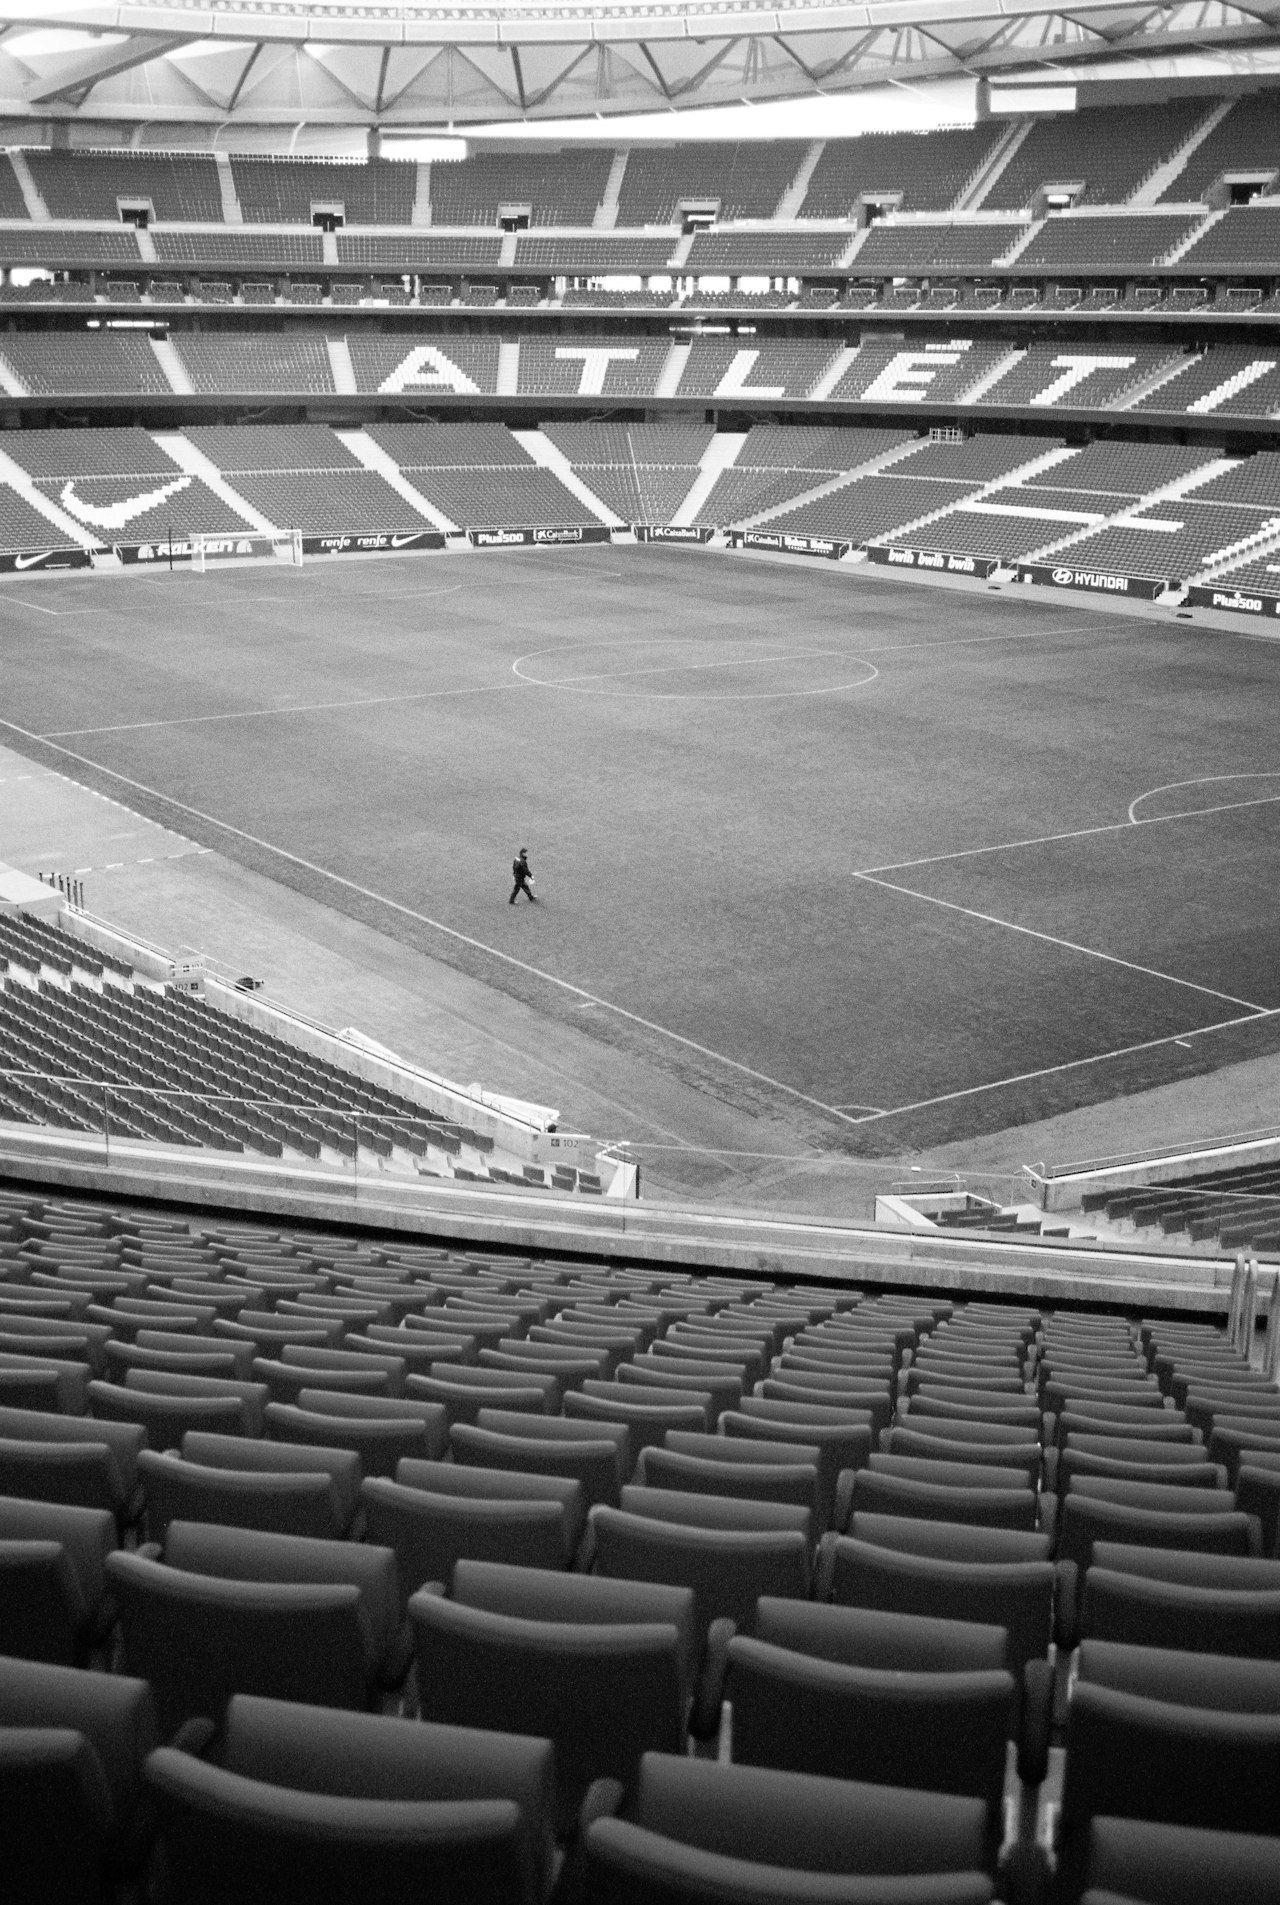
[1054,1653,1280,1895]
[727,1614,1016,1824]
[361,1476,578,1594]
[105,1550,377,1731]
[618,1484,812,1546]
[124,1369,270,1435]
[1082,1814,1280,1905]
[406,1372,556,1426]
[590,1505,810,1629]
[1080,1544,1280,1657]
[451,1421,627,1510]
[209,1692,557,1898]
[145,1743,536,1905]
[3,1726,119,1903]
[0,1494,118,1663]
[139,1449,347,1542]
[844,1468,1043,1533]
[410,1562,695,1827]
[634,1446,822,1523]
[583,1753,994,1904]
[819,1531,1060,1675]
[87,1380,254,1449]
[562,1389,710,1455]
[1057,1493,1260,1576]
[0,1436,136,1523]
[265,1401,444,1476]
[181,1431,362,1533]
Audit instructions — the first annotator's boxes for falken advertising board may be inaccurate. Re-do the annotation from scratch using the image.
[116,536,287,565]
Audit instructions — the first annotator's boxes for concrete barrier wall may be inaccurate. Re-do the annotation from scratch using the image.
[0,1122,1235,1314]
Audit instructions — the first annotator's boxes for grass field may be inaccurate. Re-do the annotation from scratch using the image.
[3,541,1280,1158]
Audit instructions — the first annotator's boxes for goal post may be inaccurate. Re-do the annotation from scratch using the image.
[190,529,303,570]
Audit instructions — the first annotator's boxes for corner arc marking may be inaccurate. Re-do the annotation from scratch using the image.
[1128,773,1280,827]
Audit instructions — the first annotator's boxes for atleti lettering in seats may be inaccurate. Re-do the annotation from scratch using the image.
[857,348,971,404]
[376,346,482,394]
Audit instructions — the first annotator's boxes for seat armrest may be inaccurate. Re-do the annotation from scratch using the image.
[1053,1558,1078,1650]
[1017,1658,1053,1788]
[1041,1445,1058,1492]
[832,1467,856,1535]
[136,1542,163,1563]
[378,1619,415,1691]
[1000,1836,1051,1905]
[1037,1490,1058,1546]
[578,1777,625,1834]
[691,1617,735,1741]
[814,1531,838,1602]
[170,1716,219,1759]
[557,1777,628,1905]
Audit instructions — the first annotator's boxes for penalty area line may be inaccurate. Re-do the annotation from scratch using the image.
[857,790,1280,880]
[856,1004,1280,1126]
[0,717,871,1135]
[852,871,1269,1014]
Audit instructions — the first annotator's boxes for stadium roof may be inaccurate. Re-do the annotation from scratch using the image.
[0,1,1277,128]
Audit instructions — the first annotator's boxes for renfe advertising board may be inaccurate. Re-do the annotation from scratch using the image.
[303,530,446,556]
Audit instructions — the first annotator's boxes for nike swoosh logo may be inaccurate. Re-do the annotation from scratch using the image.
[58,474,192,529]
[13,551,52,569]
[390,534,421,548]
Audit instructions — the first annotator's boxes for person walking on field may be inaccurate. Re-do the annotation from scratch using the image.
[509,847,537,905]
